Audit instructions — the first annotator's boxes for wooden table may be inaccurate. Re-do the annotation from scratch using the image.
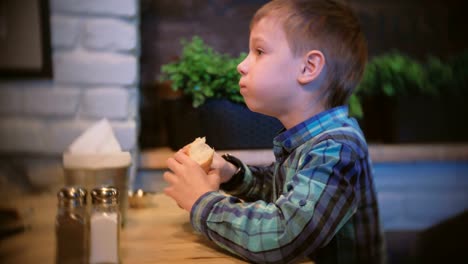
[121,194,247,263]
[1,193,314,263]
[0,193,247,263]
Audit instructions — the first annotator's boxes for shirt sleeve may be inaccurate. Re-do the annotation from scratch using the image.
[222,162,275,202]
[190,139,362,263]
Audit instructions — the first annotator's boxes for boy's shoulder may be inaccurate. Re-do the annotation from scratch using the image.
[279,107,368,161]
[302,119,368,160]
[323,124,368,158]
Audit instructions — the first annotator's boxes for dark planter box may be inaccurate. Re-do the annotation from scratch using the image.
[163,92,468,149]
[162,98,284,150]
[359,95,398,143]
[359,92,468,143]
[396,93,468,143]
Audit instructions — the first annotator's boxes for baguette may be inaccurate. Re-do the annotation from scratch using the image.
[183,137,214,172]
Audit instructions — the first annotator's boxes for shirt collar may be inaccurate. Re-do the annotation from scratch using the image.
[273,106,349,158]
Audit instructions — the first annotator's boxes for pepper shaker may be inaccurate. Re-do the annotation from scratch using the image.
[55,186,89,264]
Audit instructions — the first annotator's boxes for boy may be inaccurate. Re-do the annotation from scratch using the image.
[163,0,386,263]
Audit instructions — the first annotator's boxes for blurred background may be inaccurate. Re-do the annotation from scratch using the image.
[140,0,468,148]
[1,0,467,263]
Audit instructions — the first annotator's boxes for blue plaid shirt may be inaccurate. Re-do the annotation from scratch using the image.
[191,106,386,264]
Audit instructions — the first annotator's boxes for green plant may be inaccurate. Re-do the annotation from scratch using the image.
[348,94,363,119]
[161,39,458,119]
[425,56,453,93]
[160,36,246,107]
[350,51,453,118]
[356,52,430,97]
[447,50,468,94]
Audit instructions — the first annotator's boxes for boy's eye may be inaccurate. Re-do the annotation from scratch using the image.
[256,49,264,56]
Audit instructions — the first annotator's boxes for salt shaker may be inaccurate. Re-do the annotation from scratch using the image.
[55,186,89,264]
[89,186,121,264]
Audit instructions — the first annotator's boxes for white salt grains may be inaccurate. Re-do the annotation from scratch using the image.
[89,212,119,264]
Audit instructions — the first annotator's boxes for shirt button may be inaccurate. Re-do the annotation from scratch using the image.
[299,200,307,206]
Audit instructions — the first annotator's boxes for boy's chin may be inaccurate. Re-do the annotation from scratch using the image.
[243,99,259,112]
[245,101,275,118]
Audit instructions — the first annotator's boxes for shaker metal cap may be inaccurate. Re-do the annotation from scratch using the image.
[91,186,119,205]
[57,187,87,206]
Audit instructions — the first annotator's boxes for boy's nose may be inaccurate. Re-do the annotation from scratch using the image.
[237,56,248,76]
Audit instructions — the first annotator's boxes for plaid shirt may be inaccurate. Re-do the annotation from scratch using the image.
[191,106,386,264]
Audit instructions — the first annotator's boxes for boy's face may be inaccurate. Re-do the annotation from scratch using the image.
[237,16,302,118]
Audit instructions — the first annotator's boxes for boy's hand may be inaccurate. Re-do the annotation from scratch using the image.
[210,152,238,183]
[163,151,220,211]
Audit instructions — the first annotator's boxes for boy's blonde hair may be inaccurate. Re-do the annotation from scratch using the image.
[251,0,367,109]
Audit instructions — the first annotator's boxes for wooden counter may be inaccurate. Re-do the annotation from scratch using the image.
[0,194,312,263]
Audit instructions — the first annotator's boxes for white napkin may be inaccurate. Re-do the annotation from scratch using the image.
[68,119,121,154]
[63,119,131,169]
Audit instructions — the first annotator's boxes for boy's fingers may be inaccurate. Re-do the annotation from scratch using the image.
[163,186,175,199]
[163,171,178,184]
[181,146,189,154]
[173,151,197,166]
[166,157,183,174]
[163,187,184,210]
[208,168,220,176]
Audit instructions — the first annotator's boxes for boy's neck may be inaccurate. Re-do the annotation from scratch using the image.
[278,98,326,130]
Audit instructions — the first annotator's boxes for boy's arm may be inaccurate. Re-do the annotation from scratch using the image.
[210,151,275,201]
[190,139,363,263]
[220,160,275,202]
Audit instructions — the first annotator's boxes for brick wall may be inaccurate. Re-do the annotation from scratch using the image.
[0,0,139,191]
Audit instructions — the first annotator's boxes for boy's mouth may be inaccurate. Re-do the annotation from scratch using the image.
[239,84,247,94]
[239,81,247,89]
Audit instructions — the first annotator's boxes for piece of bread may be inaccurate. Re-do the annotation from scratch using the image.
[184,137,214,172]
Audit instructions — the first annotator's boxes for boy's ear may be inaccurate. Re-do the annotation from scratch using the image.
[298,50,325,85]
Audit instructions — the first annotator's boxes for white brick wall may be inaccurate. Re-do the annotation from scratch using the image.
[23,87,80,117]
[0,118,48,153]
[46,121,90,154]
[53,50,137,85]
[0,86,24,114]
[113,121,138,151]
[50,0,137,17]
[0,0,140,190]
[81,87,129,119]
[51,15,80,49]
[84,19,137,51]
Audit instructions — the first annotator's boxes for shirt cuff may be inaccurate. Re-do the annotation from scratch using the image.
[190,191,226,235]
[220,168,244,191]
[228,165,254,197]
